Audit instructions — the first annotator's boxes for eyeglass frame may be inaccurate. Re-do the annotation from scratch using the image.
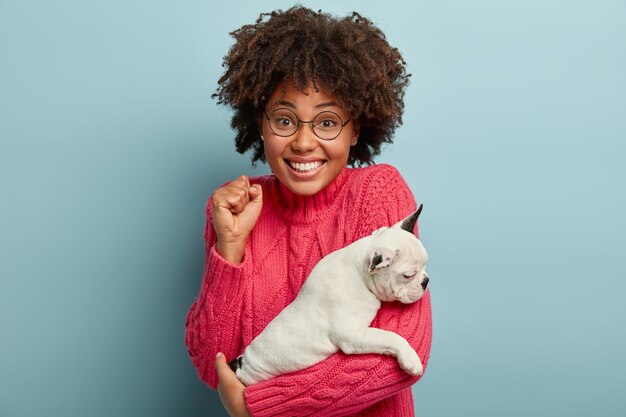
[262,107,352,141]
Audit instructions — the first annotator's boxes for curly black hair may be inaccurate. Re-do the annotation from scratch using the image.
[212,6,411,166]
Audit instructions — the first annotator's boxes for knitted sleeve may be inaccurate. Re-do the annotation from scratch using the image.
[243,164,433,417]
[184,196,252,389]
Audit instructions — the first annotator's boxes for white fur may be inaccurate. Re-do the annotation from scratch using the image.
[234,210,429,385]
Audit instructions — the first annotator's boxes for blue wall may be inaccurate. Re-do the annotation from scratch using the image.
[1,1,625,416]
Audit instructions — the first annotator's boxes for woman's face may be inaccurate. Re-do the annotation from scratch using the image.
[260,81,359,196]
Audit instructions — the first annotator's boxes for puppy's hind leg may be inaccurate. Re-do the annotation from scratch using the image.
[334,328,423,376]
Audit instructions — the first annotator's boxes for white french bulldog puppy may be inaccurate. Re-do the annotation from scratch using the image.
[229,205,429,386]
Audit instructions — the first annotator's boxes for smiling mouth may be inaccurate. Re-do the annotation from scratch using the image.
[285,160,326,173]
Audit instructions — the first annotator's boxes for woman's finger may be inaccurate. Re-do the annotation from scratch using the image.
[235,175,250,190]
[215,352,239,388]
[215,352,250,417]
[214,185,249,214]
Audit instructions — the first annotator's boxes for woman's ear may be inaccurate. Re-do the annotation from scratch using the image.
[257,116,265,141]
[351,121,360,146]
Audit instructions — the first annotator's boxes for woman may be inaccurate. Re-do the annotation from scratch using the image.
[185,6,432,416]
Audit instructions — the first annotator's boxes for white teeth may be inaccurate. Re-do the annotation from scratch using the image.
[288,161,324,172]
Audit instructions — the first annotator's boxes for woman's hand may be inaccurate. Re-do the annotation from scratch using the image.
[211,175,263,264]
[215,352,252,417]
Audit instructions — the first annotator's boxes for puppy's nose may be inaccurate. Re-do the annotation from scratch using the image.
[421,276,429,290]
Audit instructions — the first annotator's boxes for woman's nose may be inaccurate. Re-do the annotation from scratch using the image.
[290,123,318,152]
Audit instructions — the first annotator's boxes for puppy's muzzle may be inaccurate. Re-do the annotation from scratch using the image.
[421,276,429,290]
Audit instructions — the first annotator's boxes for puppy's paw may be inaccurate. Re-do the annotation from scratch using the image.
[397,349,423,376]
[228,355,243,373]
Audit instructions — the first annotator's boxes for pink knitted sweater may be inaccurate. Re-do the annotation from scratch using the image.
[185,164,432,417]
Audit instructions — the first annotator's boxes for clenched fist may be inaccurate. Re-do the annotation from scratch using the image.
[211,175,263,264]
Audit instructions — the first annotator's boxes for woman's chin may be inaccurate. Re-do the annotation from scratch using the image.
[282,179,325,196]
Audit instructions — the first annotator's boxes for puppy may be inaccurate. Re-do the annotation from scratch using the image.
[229,205,429,385]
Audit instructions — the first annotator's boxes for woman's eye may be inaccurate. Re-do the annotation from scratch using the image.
[276,118,294,127]
[319,119,337,128]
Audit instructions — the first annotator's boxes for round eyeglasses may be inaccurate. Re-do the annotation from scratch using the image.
[263,108,352,141]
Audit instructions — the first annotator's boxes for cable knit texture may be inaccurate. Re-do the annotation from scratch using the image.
[185,164,433,417]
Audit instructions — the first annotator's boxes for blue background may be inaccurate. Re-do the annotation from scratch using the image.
[1,1,625,416]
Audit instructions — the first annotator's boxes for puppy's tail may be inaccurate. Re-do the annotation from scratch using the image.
[228,355,243,373]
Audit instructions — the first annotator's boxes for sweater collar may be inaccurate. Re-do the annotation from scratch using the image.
[271,167,350,224]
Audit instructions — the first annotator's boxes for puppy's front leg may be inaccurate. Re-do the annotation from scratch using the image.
[334,328,423,376]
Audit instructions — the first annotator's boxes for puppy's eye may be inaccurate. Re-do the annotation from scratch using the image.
[402,272,416,279]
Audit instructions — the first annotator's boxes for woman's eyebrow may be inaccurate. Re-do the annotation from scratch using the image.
[273,99,296,109]
[314,101,339,109]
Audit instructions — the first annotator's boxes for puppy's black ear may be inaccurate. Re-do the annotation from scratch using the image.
[399,204,423,236]
[368,248,399,273]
